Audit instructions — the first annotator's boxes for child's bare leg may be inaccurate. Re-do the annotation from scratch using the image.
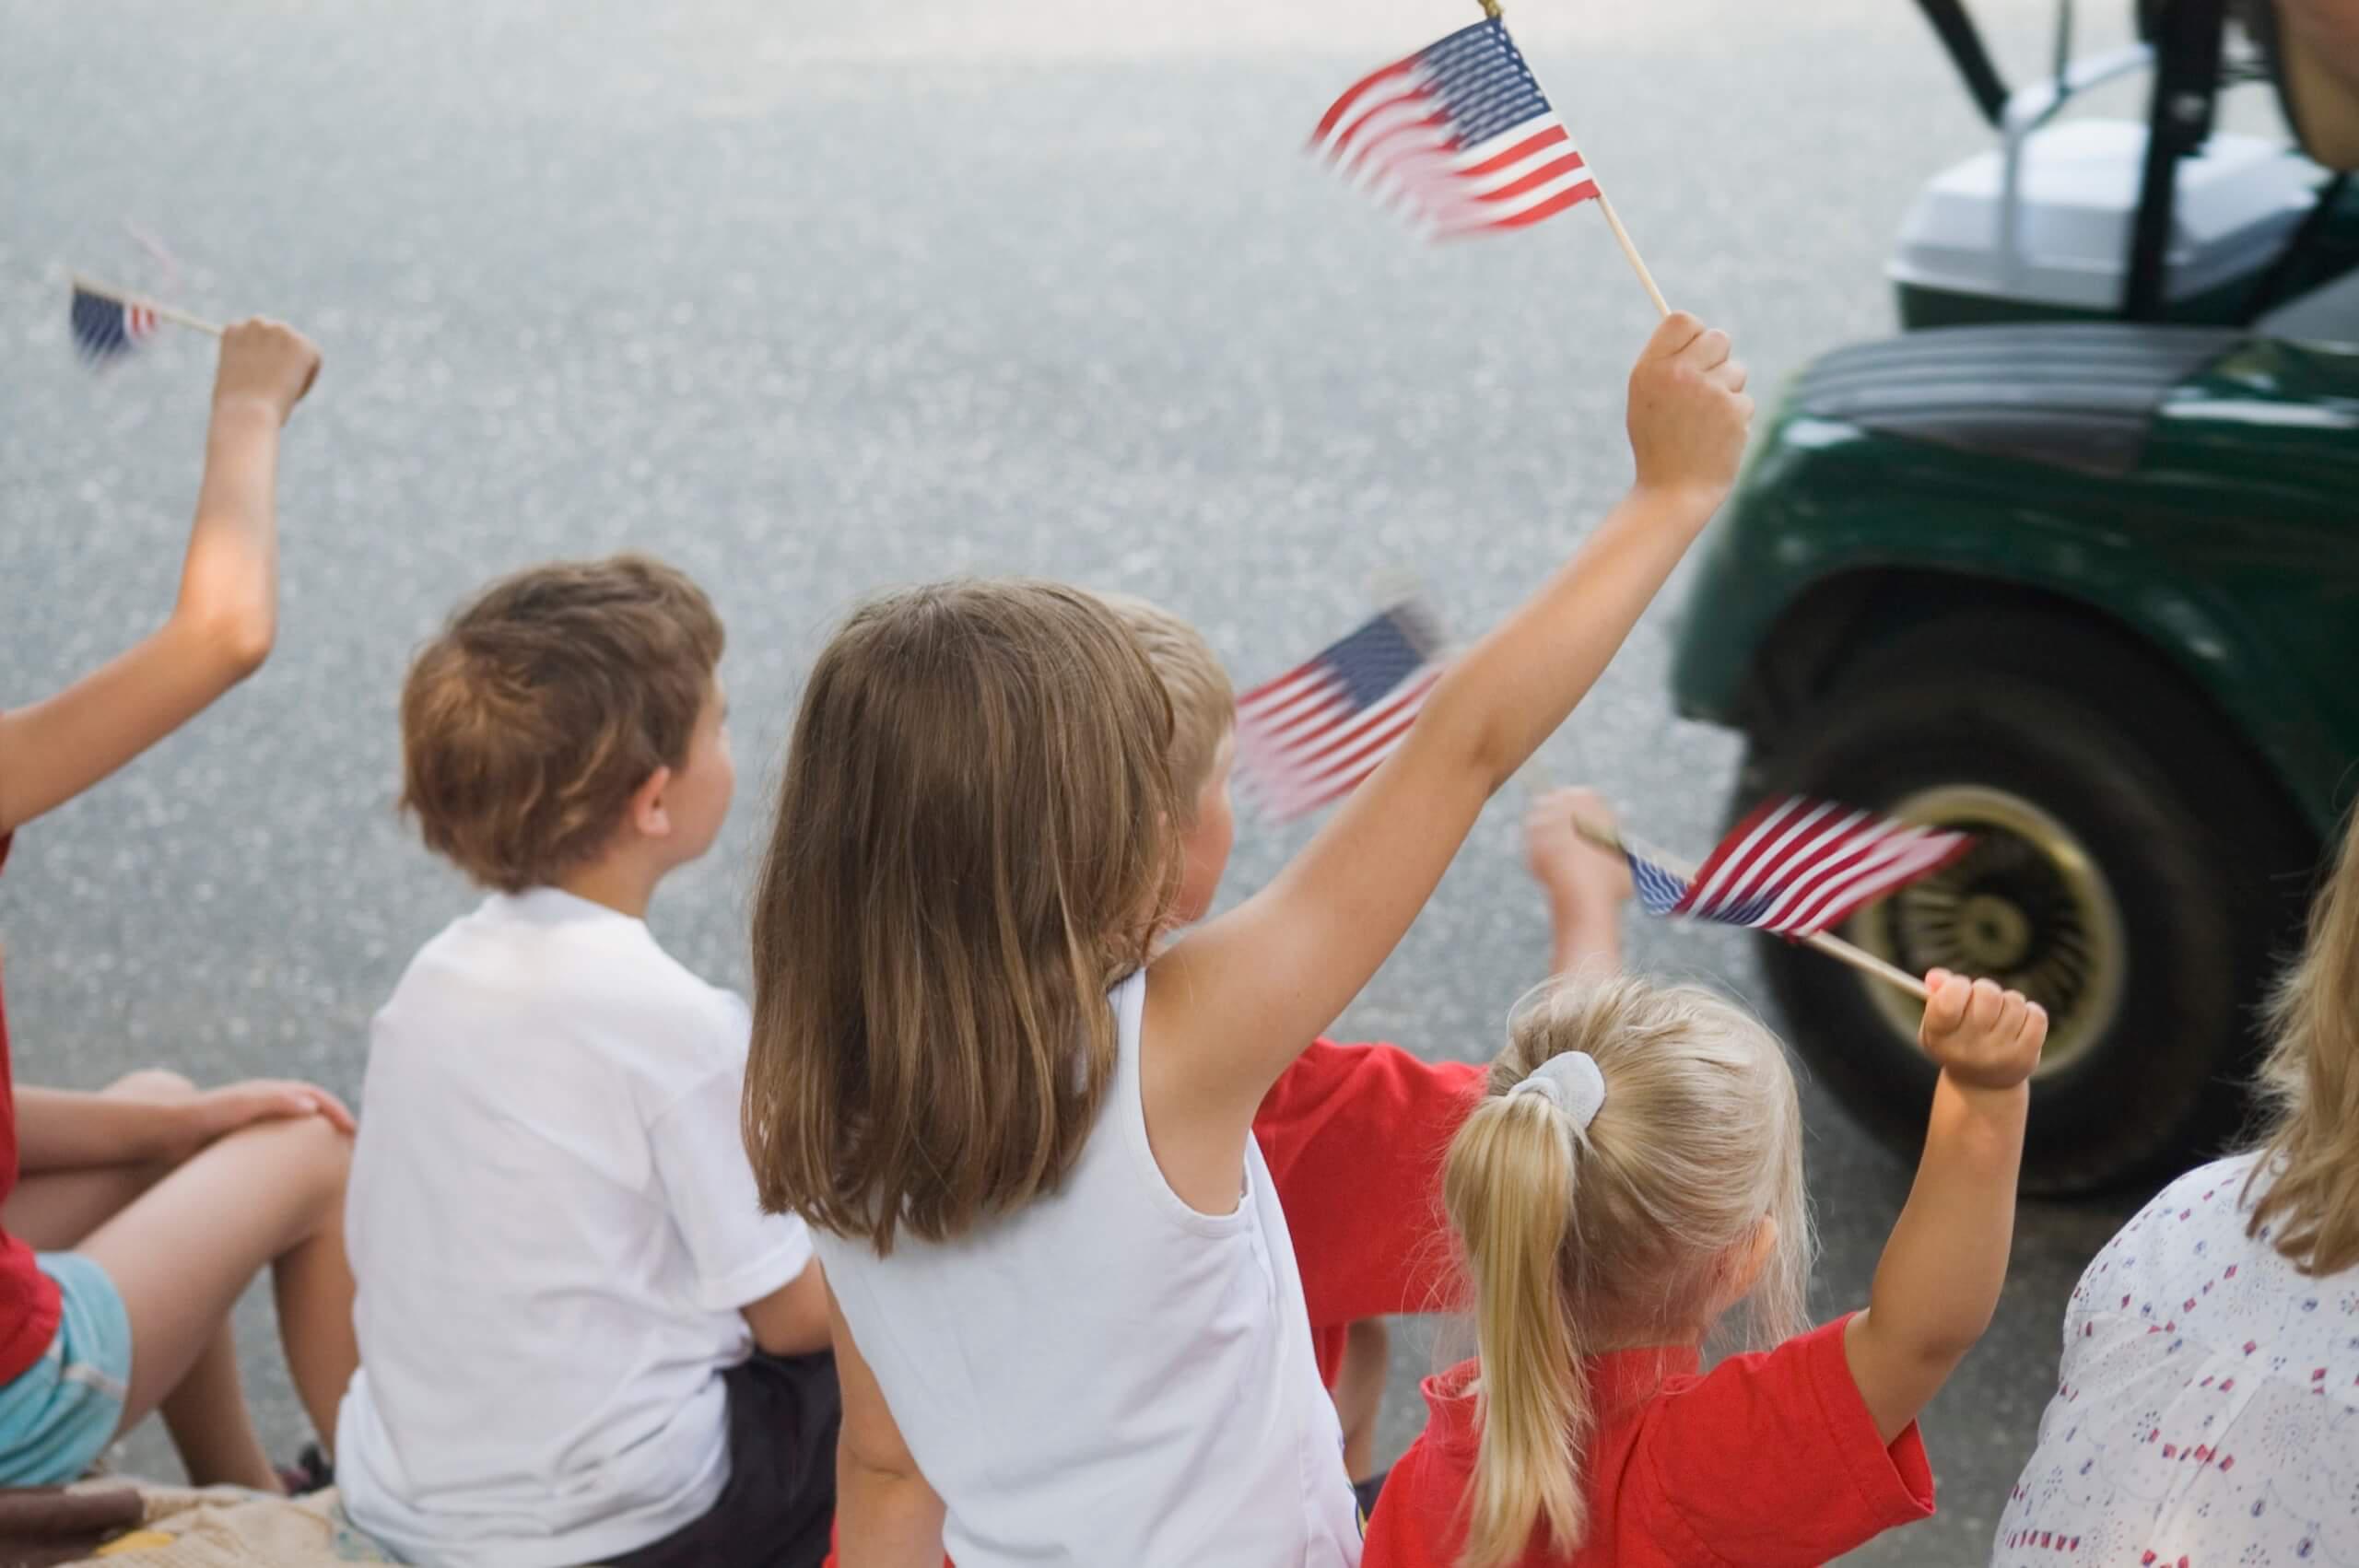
[0,1071,276,1489]
[1333,1318,1390,1481]
[76,1114,355,1477]
[151,1327,275,1490]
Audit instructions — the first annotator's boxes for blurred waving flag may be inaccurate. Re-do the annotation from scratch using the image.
[1624,799,1973,940]
[1311,17,1601,239]
[70,283,159,364]
[1236,601,1449,821]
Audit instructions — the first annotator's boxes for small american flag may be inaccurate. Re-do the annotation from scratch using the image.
[1235,602,1449,821]
[1625,798,1972,940]
[70,284,159,364]
[1311,17,1601,240]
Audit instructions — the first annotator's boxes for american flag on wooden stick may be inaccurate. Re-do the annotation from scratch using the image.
[1235,601,1449,821]
[70,283,158,364]
[1311,17,1602,240]
[1623,798,1973,940]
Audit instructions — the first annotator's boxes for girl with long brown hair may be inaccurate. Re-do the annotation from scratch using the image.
[1362,967,2046,1568]
[743,313,1751,1568]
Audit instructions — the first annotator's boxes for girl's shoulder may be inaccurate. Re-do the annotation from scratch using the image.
[2065,1153,2274,1326]
[2116,1153,2269,1247]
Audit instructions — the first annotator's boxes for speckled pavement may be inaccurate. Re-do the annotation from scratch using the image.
[5,3,2153,1561]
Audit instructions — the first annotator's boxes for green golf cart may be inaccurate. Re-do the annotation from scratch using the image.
[1672,0,2359,1191]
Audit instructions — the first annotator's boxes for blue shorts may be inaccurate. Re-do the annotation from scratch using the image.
[0,1254,132,1486]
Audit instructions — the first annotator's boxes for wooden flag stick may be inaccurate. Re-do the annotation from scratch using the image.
[70,275,223,337]
[1567,814,1931,1001]
[1593,193,1672,319]
[1799,930,1933,1003]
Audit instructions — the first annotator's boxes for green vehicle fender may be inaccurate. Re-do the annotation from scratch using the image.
[1670,338,2359,838]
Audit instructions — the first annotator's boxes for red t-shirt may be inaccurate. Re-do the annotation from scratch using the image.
[1363,1316,1936,1568]
[1255,1039,1485,1386]
[0,836,63,1383]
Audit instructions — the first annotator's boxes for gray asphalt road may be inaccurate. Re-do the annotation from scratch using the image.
[3,3,2166,1561]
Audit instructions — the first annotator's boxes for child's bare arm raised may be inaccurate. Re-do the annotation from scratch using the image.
[1145,314,1751,1188]
[1845,970,2048,1443]
[0,320,320,836]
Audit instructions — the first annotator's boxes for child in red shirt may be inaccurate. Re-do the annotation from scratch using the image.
[1361,964,2048,1567]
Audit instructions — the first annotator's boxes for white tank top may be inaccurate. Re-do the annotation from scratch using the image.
[814,968,1363,1567]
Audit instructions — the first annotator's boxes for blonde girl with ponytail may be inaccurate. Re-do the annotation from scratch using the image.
[1363,966,2046,1568]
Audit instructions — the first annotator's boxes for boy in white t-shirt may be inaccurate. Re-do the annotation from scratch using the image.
[336,556,834,1568]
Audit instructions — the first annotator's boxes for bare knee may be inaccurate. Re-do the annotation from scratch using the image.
[106,1068,198,1104]
[220,1114,352,1226]
[278,1114,352,1206]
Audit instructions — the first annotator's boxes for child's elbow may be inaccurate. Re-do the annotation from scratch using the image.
[218,618,276,680]
[1912,1313,1997,1372]
[841,1431,927,1487]
[188,603,276,682]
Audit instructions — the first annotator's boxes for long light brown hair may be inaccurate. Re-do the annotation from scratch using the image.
[742,579,1182,1255]
[1442,975,1813,1568]
[2243,803,2359,1275]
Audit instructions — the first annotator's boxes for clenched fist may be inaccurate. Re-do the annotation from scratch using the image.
[1625,311,1754,509]
[1918,969,2047,1093]
[211,318,322,425]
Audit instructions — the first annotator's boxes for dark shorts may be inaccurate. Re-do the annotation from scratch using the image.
[604,1351,841,1568]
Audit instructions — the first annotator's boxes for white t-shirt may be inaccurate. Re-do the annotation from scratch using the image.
[1996,1152,2359,1565]
[336,889,815,1568]
[816,968,1364,1568]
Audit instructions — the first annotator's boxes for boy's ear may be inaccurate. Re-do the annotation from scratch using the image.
[628,765,675,840]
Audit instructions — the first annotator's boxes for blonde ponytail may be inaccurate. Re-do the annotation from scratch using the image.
[1446,1092,1590,1568]
[1439,974,1814,1568]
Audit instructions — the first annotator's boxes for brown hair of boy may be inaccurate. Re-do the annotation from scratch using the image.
[399,554,723,894]
[1096,591,1234,813]
[743,579,1183,1256]
[2243,802,2359,1275]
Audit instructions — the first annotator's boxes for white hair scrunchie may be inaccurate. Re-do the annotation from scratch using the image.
[1507,1051,1607,1133]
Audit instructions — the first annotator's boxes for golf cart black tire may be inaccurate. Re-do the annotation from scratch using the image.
[1736,609,2311,1195]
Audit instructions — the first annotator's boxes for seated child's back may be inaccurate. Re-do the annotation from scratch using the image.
[339,557,827,1568]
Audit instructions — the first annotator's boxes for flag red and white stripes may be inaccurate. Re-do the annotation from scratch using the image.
[1628,798,1973,940]
[1234,603,1448,822]
[1311,17,1601,239]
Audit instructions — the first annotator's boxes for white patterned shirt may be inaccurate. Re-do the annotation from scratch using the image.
[1995,1153,2359,1566]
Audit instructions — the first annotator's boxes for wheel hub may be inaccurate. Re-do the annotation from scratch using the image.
[1848,785,2127,1080]
[1954,895,2034,969]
